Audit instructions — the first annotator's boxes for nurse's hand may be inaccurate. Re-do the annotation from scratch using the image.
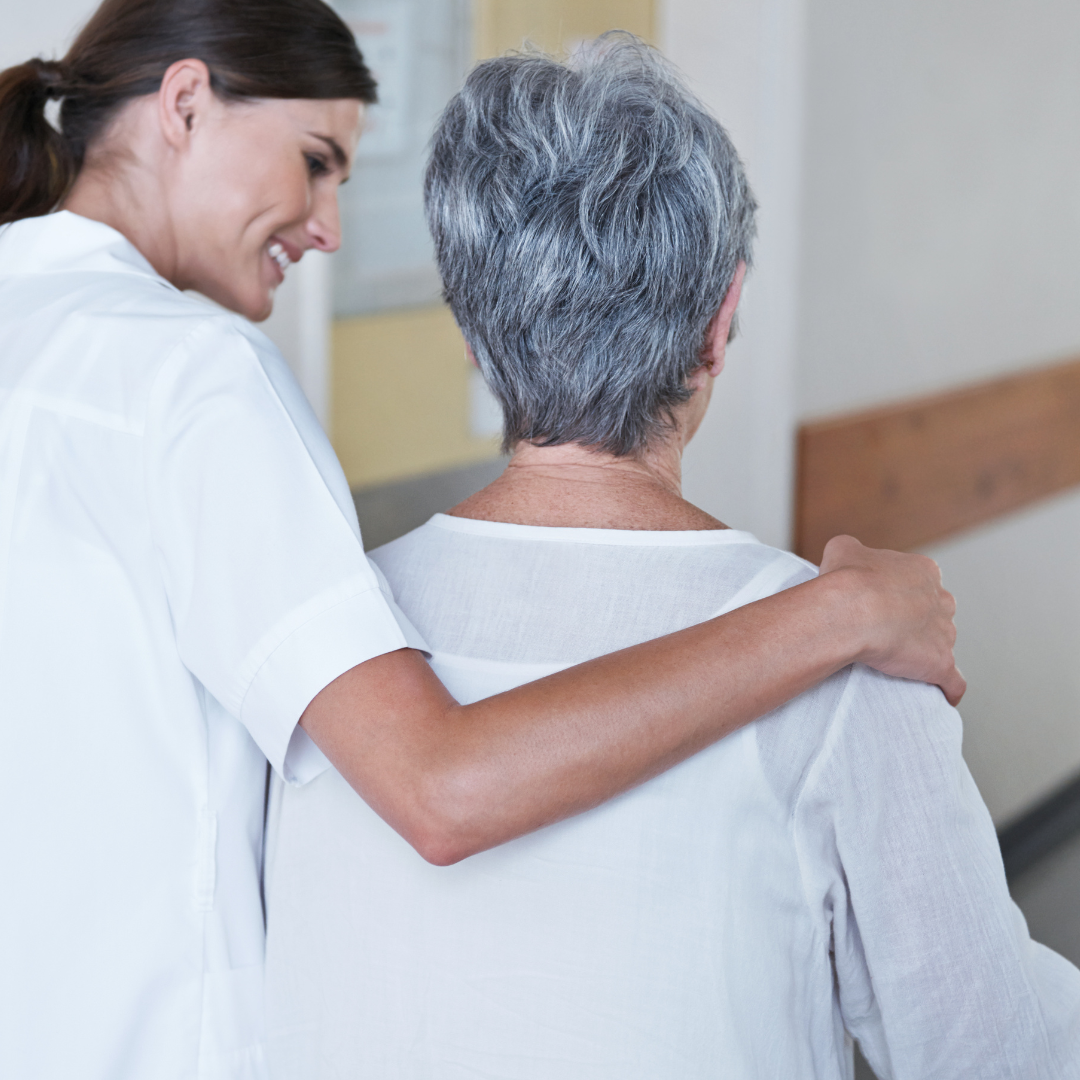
[818,535,965,706]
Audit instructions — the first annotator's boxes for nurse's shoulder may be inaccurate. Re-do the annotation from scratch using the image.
[0,210,296,434]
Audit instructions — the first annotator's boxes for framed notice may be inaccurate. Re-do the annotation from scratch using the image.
[331,0,472,316]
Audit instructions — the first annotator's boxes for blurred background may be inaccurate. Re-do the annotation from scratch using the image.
[6,2,1080,1073]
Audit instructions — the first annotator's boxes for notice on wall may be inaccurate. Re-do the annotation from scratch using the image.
[331,0,471,317]
[347,2,411,159]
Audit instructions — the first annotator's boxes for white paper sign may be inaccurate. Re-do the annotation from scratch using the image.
[347,2,412,159]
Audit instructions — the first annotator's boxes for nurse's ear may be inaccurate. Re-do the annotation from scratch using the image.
[157,59,215,149]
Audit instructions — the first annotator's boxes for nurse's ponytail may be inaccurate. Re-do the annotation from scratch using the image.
[0,60,77,225]
[0,0,377,226]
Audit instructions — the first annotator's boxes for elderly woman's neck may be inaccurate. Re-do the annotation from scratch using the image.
[449,439,727,532]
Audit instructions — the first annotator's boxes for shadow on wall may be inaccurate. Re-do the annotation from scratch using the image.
[352,457,507,551]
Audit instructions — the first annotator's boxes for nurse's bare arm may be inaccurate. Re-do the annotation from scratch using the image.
[301,536,963,866]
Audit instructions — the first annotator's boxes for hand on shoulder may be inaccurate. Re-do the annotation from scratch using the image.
[817,535,965,706]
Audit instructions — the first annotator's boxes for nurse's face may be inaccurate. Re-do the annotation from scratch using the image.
[171,92,362,321]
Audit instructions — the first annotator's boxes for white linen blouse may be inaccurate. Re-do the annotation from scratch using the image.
[0,212,424,1080]
[266,513,1080,1080]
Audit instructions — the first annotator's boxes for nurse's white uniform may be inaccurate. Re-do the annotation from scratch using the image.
[0,212,424,1080]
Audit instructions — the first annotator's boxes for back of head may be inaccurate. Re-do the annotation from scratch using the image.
[425,33,757,457]
[0,0,375,226]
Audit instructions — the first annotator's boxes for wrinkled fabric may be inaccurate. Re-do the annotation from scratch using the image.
[0,212,424,1080]
[267,513,1080,1080]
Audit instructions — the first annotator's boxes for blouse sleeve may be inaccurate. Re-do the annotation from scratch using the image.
[794,665,1080,1079]
[143,316,428,784]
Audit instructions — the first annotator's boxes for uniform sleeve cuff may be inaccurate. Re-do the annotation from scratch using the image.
[240,585,430,785]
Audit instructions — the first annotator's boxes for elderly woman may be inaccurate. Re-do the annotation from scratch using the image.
[265,37,1080,1079]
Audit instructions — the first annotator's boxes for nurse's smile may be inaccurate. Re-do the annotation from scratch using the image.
[61,60,362,322]
[267,238,294,280]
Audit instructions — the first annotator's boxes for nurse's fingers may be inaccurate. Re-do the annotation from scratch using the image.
[819,535,964,704]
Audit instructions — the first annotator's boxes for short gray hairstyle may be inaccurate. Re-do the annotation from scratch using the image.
[425,32,757,456]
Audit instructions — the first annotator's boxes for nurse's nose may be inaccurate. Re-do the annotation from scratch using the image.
[305,189,343,254]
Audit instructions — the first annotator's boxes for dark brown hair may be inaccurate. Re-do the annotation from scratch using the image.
[0,0,376,225]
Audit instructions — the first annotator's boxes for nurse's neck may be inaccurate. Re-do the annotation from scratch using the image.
[449,402,728,533]
[62,95,184,285]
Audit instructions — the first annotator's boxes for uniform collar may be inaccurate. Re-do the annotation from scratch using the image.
[0,210,168,286]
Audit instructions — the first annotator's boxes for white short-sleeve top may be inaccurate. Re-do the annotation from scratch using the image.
[0,212,425,1080]
[266,514,1080,1080]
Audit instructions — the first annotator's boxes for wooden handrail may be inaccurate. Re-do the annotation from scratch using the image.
[794,354,1080,564]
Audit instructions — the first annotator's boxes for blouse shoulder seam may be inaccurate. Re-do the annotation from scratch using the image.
[789,664,860,816]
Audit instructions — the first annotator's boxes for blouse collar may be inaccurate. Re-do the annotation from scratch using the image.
[0,210,167,286]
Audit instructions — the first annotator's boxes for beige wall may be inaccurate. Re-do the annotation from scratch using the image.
[797,0,1080,823]
[474,0,654,55]
[331,306,493,487]
[332,0,655,490]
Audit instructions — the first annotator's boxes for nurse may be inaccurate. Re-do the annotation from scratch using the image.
[0,0,962,1077]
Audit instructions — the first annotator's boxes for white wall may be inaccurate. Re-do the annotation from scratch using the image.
[660,0,806,549]
[798,0,1080,419]
[0,2,95,68]
[926,491,1080,824]
[260,253,333,429]
[797,0,1080,823]
[0,1,98,70]
[663,0,1080,823]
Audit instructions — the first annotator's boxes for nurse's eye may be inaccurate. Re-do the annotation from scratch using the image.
[305,153,330,178]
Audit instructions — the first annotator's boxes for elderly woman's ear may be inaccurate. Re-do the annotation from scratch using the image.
[700,261,746,377]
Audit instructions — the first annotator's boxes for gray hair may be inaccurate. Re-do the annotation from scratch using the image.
[425,32,757,456]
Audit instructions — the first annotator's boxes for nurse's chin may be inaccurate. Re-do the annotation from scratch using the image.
[252,289,279,322]
[228,284,278,323]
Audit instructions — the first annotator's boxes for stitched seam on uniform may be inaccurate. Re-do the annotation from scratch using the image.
[235,329,366,546]
[0,391,35,652]
[194,809,217,912]
[21,390,143,435]
[141,316,279,637]
[791,666,859,821]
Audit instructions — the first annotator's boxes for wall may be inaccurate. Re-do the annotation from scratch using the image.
[332,305,489,486]
[474,0,654,54]
[799,2,1080,418]
[261,253,333,427]
[659,0,805,549]
[798,0,1080,822]
[0,1,95,68]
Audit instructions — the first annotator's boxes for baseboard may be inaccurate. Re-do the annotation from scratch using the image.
[998,771,1080,881]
